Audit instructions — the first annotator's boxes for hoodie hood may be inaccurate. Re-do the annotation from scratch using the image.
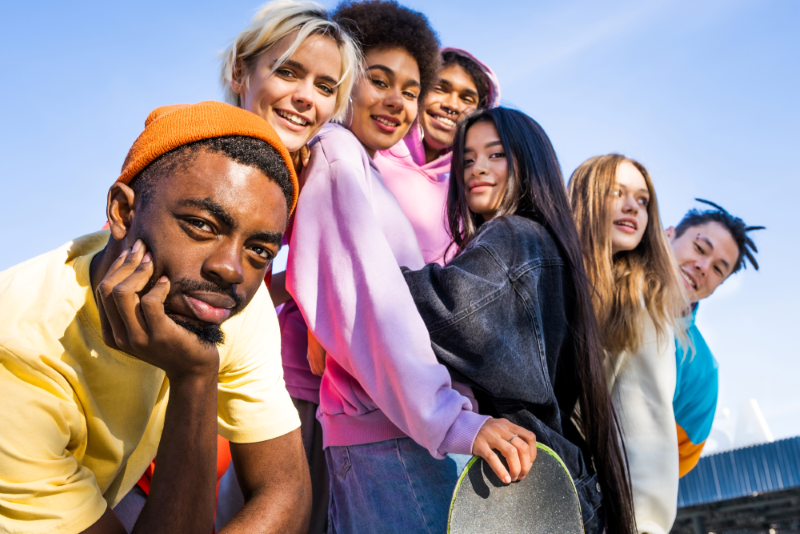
[440,47,502,109]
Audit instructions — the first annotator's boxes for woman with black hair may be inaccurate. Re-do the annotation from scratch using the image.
[403,108,636,534]
[282,2,536,533]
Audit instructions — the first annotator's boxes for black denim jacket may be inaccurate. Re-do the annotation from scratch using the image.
[403,215,603,528]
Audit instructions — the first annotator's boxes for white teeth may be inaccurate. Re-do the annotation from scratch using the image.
[277,110,308,126]
[681,270,697,289]
[437,116,456,127]
[374,116,398,127]
[615,221,635,229]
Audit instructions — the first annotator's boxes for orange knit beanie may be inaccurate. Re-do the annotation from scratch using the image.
[117,101,298,214]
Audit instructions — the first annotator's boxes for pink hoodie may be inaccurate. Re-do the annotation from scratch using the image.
[374,48,501,266]
[283,124,488,457]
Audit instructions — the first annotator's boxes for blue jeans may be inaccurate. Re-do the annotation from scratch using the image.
[326,438,471,534]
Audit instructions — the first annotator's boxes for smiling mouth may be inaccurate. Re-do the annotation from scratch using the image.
[614,221,637,234]
[372,115,400,128]
[469,182,493,193]
[276,109,309,127]
[680,269,697,290]
[429,112,456,128]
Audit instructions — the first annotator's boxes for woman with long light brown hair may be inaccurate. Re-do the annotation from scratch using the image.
[568,154,688,534]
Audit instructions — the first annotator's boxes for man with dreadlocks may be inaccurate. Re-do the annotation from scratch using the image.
[666,199,765,477]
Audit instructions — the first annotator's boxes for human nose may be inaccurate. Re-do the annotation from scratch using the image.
[443,92,461,114]
[292,79,315,110]
[621,194,639,214]
[203,241,245,286]
[383,85,403,110]
[472,155,489,176]
[694,258,709,277]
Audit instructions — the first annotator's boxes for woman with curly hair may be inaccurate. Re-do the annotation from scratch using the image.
[568,155,690,534]
[282,1,536,532]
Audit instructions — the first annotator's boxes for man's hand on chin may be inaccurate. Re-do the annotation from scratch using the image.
[94,238,221,379]
[87,239,220,534]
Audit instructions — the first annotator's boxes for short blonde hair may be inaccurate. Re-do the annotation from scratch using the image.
[220,0,361,122]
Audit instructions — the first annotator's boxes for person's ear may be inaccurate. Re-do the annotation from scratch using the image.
[665,226,676,240]
[230,58,248,97]
[106,183,137,242]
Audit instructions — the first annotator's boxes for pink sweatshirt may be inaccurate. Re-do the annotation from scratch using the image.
[284,124,487,457]
[374,48,501,266]
[373,129,454,265]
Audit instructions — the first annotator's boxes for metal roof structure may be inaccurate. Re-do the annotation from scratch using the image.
[671,436,800,533]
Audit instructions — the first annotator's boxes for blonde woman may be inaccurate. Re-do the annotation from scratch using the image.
[221,0,360,161]
[568,154,689,534]
[217,3,360,532]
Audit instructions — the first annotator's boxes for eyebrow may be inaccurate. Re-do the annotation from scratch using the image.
[179,198,284,245]
[282,59,340,86]
[368,64,421,88]
[249,231,284,246]
[180,198,235,229]
[696,234,714,251]
[463,140,503,154]
[280,59,307,76]
[440,77,478,97]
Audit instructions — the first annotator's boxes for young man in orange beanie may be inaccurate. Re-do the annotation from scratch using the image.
[0,101,311,534]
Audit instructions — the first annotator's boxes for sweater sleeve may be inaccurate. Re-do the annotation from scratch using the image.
[608,319,679,534]
[286,139,487,458]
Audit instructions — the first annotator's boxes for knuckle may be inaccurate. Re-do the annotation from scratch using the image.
[111,283,127,299]
[98,281,113,296]
[130,336,148,352]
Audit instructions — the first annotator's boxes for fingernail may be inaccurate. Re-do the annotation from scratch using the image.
[132,239,143,253]
[119,248,130,258]
[504,476,511,484]
[159,276,168,284]
[141,252,152,264]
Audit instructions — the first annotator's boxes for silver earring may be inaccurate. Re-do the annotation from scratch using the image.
[347,97,354,129]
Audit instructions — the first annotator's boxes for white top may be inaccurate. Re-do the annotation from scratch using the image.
[606,315,678,534]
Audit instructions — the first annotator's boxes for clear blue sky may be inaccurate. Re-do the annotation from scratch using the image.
[2,1,798,442]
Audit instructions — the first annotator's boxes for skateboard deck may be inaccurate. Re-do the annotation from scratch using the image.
[447,443,584,533]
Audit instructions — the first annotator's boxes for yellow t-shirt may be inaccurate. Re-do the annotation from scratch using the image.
[0,231,300,534]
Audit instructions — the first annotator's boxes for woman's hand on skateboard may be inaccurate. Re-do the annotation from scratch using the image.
[472,418,537,484]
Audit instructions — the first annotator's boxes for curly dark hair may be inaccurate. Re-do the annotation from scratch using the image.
[442,50,490,109]
[333,0,441,100]
[674,198,765,274]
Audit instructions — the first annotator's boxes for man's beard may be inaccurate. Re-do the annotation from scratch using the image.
[144,275,245,347]
[168,313,226,347]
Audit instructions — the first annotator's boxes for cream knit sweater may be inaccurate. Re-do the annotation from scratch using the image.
[606,315,678,534]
